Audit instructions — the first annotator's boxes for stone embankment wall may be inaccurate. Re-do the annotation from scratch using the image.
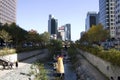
[0,49,46,63]
[77,49,120,80]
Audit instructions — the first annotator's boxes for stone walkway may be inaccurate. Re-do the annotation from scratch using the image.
[0,49,49,80]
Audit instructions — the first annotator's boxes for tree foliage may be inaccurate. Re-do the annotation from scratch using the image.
[0,23,28,46]
[50,39,62,52]
[0,22,51,50]
[80,24,109,45]
[0,29,12,47]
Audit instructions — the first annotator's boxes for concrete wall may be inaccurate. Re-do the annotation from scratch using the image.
[17,50,43,61]
[78,49,120,80]
[0,54,17,62]
[0,49,45,63]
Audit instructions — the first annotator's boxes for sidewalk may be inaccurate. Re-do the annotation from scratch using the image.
[0,49,49,80]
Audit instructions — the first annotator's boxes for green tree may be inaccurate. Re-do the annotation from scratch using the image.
[80,32,89,44]
[41,32,50,46]
[80,24,109,45]
[9,23,28,47]
[0,30,12,47]
[0,23,28,47]
[50,39,62,52]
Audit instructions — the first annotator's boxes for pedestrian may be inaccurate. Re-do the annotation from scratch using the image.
[10,62,13,69]
[2,62,5,69]
[8,62,12,69]
[57,56,64,78]
[15,61,18,68]
[64,45,67,51]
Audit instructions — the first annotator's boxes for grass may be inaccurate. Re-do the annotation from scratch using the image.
[0,47,16,56]
[30,62,49,80]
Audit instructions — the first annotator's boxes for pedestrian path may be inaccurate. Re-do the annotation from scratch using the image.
[0,49,49,80]
[0,63,31,80]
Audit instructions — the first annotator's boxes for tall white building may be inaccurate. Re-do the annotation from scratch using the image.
[99,0,115,38]
[115,0,120,38]
[0,0,17,24]
[64,24,71,41]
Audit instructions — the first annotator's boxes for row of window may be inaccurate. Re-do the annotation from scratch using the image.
[0,17,15,24]
[0,1,16,13]
[116,20,120,24]
[0,11,16,20]
[0,13,15,20]
[0,0,16,10]
[0,15,15,22]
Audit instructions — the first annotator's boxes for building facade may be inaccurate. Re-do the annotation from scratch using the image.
[115,0,120,38]
[48,14,58,38]
[85,12,98,31]
[99,0,115,38]
[0,0,17,24]
[64,24,71,41]
[57,26,65,41]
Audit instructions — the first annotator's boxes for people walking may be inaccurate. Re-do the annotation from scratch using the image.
[15,61,18,68]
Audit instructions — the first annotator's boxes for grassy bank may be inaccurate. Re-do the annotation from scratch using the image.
[30,62,48,80]
[79,45,120,67]
[0,46,43,56]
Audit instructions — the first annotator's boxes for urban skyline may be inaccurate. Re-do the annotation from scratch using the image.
[17,0,99,41]
[0,0,119,39]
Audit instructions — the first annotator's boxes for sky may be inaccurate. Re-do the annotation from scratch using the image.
[17,0,99,41]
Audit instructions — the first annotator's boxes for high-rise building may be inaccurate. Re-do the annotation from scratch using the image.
[85,12,98,31]
[99,0,115,38]
[64,24,71,41]
[58,24,71,41]
[48,15,58,38]
[115,0,120,38]
[0,0,17,24]
[57,26,65,41]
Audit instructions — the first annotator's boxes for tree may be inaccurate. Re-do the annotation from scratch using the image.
[41,32,50,45]
[9,23,28,47]
[0,23,28,47]
[0,22,2,27]
[80,24,109,45]
[0,30,12,47]
[27,30,40,46]
[50,39,63,52]
[80,32,89,44]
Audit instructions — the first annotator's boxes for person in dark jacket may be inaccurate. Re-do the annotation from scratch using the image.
[15,61,18,68]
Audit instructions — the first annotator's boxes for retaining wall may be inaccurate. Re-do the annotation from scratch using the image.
[77,49,120,80]
[0,49,45,63]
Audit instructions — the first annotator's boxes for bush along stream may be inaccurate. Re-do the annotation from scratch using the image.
[30,62,49,80]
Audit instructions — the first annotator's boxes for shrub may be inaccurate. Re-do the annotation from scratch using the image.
[79,45,120,67]
[30,62,48,80]
[0,48,16,56]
